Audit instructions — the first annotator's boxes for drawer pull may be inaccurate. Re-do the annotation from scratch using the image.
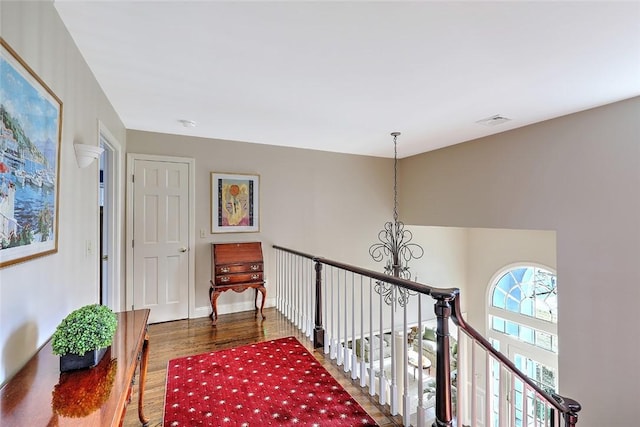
[220,267,230,273]
[250,264,260,270]
[251,274,260,280]
[220,276,230,283]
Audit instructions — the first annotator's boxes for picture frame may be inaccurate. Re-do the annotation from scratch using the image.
[211,172,260,233]
[0,38,62,268]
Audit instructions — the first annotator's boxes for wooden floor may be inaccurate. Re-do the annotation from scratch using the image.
[123,307,402,427]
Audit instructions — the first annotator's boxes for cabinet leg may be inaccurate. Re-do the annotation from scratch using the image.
[210,290,220,326]
[257,286,267,320]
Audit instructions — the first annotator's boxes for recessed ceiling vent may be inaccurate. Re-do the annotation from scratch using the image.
[476,114,511,127]
[178,119,197,128]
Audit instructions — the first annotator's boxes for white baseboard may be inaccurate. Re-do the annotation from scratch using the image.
[193,305,211,319]
[193,298,276,319]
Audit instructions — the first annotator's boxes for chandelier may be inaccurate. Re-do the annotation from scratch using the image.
[369,132,424,307]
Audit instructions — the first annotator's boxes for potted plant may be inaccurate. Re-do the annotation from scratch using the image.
[51,304,118,372]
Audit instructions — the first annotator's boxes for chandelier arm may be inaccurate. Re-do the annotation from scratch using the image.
[369,243,391,262]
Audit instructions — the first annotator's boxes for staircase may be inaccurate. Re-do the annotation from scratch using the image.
[273,245,581,427]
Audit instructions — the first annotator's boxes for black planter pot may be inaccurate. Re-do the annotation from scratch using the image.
[59,346,108,372]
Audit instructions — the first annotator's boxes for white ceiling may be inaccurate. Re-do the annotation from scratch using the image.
[53,1,640,158]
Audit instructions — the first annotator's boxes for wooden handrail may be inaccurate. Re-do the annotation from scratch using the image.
[272,244,581,427]
[272,245,316,260]
[449,295,581,421]
[273,244,458,298]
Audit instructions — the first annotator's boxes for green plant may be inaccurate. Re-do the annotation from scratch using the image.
[52,304,117,356]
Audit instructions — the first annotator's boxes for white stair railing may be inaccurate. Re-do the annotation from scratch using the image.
[273,245,582,427]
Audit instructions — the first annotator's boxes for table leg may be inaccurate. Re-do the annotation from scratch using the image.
[257,285,267,320]
[138,332,150,426]
[210,290,221,326]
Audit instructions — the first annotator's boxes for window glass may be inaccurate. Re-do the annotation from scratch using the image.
[490,316,557,351]
[506,320,519,337]
[535,331,552,351]
[511,267,528,282]
[519,326,534,344]
[492,316,505,333]
[492,289,506,309]
[489,265,559,427]
[506,295,520,312]
[521,298,534,317]
[491,266,558,323]
[497,273,514,294]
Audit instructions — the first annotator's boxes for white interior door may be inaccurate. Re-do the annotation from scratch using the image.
[132,158,190,323]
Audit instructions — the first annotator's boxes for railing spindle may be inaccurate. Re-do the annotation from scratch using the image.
[378,282,386,406]
[331,267,337,360]
[401,297,410,424]
[343,270,349,372]
[368,277,375,396]
[390,285,398,416]
[358,275,365,386]
[307,257,312,337]
[351,273,358,380]
[416,293,427,427]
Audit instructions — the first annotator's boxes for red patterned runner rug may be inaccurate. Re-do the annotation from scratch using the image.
[164,336,378,426]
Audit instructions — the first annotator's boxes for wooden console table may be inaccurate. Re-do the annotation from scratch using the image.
[210,242,266,325]
[0,309,150,426]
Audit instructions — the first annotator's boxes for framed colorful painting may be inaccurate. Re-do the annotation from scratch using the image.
[0,39,62,268]
[211,172,260,233]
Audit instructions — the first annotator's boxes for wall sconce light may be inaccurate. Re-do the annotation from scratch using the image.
[74,143,104,168]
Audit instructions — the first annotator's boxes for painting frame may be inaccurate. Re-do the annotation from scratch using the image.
[0,38,62,268]
[211,172,260,233]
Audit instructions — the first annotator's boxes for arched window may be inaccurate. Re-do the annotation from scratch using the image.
[492,266,557,322]
[489,266,558,355]
[487,265,558,426]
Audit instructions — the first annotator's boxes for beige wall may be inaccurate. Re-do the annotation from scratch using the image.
[465,228,556,328]
[408,225,556,327]
[409,225,468,295]
[401,96,640,426]
[127,130,393,314]
[0,1,126,384]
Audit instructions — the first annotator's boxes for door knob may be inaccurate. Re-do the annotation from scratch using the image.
[179,247,188,253]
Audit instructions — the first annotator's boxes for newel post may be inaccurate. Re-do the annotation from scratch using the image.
[432,291,454,427]
[313,258,324,349]
[552,394,582,427]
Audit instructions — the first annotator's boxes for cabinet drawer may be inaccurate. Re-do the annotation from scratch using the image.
[215,272,263,285]
[213,242,262,264]
[215,263,262,275]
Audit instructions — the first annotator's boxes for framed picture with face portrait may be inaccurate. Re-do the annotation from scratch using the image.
[211,172,260,233]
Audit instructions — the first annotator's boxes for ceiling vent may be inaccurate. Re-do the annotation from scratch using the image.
[476,114,511,127]
[178,119,197,128]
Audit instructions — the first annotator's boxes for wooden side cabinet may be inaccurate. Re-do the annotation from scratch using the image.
[0,309,150,426]
[209,242,266,325]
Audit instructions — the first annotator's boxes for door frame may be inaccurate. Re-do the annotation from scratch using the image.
[125,153,196,319]
[98,122,123,311]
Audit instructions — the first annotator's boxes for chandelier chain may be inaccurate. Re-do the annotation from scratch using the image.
[393,133,399,224]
